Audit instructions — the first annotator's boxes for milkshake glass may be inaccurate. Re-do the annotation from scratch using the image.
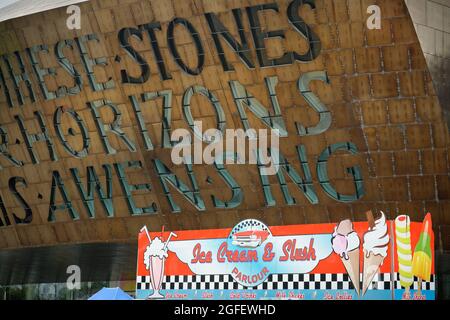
[148,254,165,299]
[144,233,177,300]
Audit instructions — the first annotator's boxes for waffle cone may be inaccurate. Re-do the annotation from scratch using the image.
[362,252,385,295]
[340,249,360,295]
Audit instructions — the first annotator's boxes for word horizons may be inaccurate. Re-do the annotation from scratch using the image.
[0,0,365,228]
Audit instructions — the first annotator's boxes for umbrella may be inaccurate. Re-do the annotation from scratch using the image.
[88,287,133,300]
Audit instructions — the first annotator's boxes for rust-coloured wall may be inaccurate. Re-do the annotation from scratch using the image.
[0,0,448,251]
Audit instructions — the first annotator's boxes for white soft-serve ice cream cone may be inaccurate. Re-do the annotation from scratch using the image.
[362,211,390,295]
[332,219,361,295]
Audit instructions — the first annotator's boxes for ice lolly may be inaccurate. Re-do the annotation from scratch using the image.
[395,215,413,294]
[411,213,433,294]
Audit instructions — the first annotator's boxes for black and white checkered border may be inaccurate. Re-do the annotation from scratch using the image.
[137,273,432,291]
[392,273,435,291]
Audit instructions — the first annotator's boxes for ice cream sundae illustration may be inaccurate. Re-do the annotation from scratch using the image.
[331,219,361,295]
[141,226,177,299]
[395,215,413,297]
[362,211,389,295]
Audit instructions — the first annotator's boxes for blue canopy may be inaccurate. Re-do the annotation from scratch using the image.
[88,287,133,300]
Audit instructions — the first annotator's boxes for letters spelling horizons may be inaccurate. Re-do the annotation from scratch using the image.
[0,0,365,227]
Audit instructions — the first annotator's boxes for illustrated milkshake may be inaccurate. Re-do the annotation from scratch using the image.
[144,237,168,299]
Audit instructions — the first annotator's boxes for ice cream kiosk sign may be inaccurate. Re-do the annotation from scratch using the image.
[136,213,435,300]
[167,219,331,288]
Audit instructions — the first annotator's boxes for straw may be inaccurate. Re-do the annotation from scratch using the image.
[140,226,151,242]
[163,232,178,251]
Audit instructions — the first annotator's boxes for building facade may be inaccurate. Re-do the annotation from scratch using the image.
[0,0,448,298]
